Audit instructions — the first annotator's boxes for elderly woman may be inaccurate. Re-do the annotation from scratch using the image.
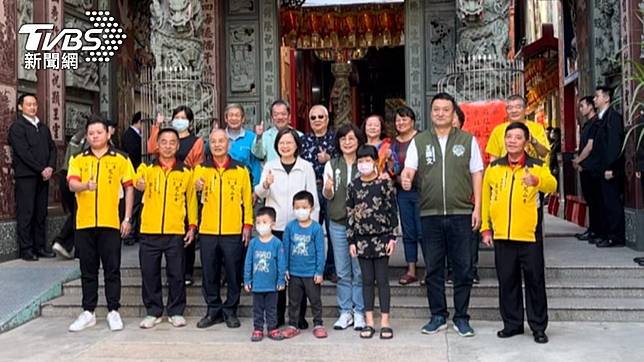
[361,114,399,177]
[255,128,319,328]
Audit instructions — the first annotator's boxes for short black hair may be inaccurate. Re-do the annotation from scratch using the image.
[270,99,291,115]
[274,128,301,157]
[505,121,530,139]
[157,127,180,141]
[293,190,314,207]
[395,106,416,122]
[431,92,458,111]
[361,114,387,140]
[595,85,613,101]
[256,206,277,222]
[506,94,527,107]
[455,105,465,128]
[579,96,596,110]
[17,93,37,106]
[105,118,117,128]
[334,123,365,153]
[131,111,142,125]
[356,144,378,161]
[85,115,109,132]
[171,105,194,122]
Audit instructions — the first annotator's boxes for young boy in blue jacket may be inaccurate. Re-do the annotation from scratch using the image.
[244,207,286,342]
[281,191,327,339]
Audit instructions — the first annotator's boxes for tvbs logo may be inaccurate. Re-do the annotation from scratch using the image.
[19,10,126,70]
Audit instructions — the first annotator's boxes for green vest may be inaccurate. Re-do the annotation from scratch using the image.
[414,128,474,216]
[327,157,359,225]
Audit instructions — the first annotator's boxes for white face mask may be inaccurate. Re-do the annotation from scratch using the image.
[294,208,311,221]
[172,118,190,132]
[358,162,374,176]
[256,223,272,236]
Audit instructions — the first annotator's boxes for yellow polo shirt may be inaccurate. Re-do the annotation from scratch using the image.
[485,121,551,161]
[67,147,135,230]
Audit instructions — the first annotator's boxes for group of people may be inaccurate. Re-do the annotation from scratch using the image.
[9,90,562,344]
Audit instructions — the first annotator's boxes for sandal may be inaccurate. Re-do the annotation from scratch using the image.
[380,327,394,340]
[399,273,418,285]
[360,326,376,339]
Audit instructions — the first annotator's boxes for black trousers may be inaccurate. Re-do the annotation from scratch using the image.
[273,230,307,326]
[253,292,278,331]
[185,235,197,278]
[15,176,49,255]
[494,239,548,333]
[359,257,391,314]
[54,171,76,252]
[200,234,243,318]
[580,170,605,237]
[139,234,186,317]
[76,228,122,311]
[600,176,625,243]
[288,276,323,327]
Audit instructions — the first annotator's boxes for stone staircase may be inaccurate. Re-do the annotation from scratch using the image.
[41,264,644,321]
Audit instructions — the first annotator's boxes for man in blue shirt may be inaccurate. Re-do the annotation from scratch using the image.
[252,100,302,162]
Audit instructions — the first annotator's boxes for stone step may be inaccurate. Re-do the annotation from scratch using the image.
[60,277,644,299]
[41,294,644,322]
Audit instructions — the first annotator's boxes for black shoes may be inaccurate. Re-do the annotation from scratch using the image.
[196,315,225,329]
[297,318,309,330]
[575,230,591,240]
[496,328,524,338]
[36,248,56,258]
[21,252,38,261]
[533,330,549,344]
[596,239,625,248]
[225,315,241,328]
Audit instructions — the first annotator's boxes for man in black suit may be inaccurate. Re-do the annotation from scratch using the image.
[8,94,57,261]
[121,112,143,245]
[593,86,626,248]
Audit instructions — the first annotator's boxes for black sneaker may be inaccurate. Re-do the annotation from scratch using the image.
[185,275,193,286]
[225,315,241,328]
[196,315,224,329]
[472,272,480,285]
[446,272,453,285]
[297,319,309,330]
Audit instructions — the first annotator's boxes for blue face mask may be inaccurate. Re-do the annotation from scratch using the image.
[172,118,189,132]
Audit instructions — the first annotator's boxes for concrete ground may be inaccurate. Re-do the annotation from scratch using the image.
[0,317,641,362]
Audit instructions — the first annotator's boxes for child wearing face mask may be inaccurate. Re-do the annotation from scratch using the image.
[281,191,327,339]
[243,207,287,342]
[347,145,399,340]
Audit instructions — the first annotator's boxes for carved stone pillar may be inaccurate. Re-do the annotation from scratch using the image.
[330,62,352,127]
[405,0,425,129]
[592,0,621,87]
[201,0,222,120]
[98,0,112,120]
[0,0,18,219]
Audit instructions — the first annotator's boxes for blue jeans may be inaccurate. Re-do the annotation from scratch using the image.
[420,215,473,322]
[317,188,335,275]
[329,220,364,314]
[397,190,423,264]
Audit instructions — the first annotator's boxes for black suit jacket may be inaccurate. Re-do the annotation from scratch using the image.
[596,107,625,174]
[121,126,142,169]
[8,114,57,178]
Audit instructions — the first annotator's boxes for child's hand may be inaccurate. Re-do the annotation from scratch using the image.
[277,285,285,291]
[314,275,323,284]
[349,244,357,258]
[386,239,396,256]
[244,284,251,293]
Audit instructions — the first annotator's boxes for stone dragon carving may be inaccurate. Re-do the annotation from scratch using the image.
[456,0,509,60]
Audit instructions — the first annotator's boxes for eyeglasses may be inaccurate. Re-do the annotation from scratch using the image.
[310,115,325,120]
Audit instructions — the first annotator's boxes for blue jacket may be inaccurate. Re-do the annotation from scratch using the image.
[205,127,262,186]
[244,236,286,292]
[283,220,325,277]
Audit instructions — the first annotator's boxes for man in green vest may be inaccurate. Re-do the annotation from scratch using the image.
[401,92,484,337]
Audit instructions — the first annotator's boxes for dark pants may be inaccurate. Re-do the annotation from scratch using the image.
[200,234,243,318]
[288,276,323,327]
[76,228,122,311]
[494,239,548,333]
[15,176,49,255]
[600,176,625,243]
[359,257,391,313]
[447,230,480,277]
[421,215,473,321]
[185,235,197,278]
[53,171,76,252]
[580,170,605,237]
[253,292,278,331]
[273,230,307,326]
[317,187,335,276]
[139,234,186,317]
[397,190,423,264]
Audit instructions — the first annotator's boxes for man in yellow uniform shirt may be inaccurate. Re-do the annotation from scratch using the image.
[485,95,551,162]
[134,128,199,329]
[481,122,557,344]
[66,117,135,332]
[193,129,254,329]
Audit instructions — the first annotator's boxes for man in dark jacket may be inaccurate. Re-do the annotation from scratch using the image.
[8,94,57,261]
[120,112,143,245]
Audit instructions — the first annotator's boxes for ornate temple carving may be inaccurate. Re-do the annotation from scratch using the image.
[64,16,100,91]
[64,0,93,13]
[229,24,257,94]
[229,0,254,15]
[65,102,92,136]
[330,62,352,127]
[427,10,456,88]
[17,0,36,82]
[593,0,621,81]
[456,0,510,60]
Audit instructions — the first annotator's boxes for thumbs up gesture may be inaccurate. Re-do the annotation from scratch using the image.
[136,177,146,191]
[522,167,539,187]
[263,170,274,189]
[255,121,265,137]
[87,176,97,191]
[324,174,334,194]
[195,177,205,192]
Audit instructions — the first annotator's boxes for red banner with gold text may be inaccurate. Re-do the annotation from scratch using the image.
[460,100,508,165]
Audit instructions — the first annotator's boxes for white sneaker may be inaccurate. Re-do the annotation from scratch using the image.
[68,311,96,332]
[107,310,124,331]
[168,315,187,328]
[333,312,354,330]
[52,242,73,259]
[353,312,366,331]
[139,316,162,329]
